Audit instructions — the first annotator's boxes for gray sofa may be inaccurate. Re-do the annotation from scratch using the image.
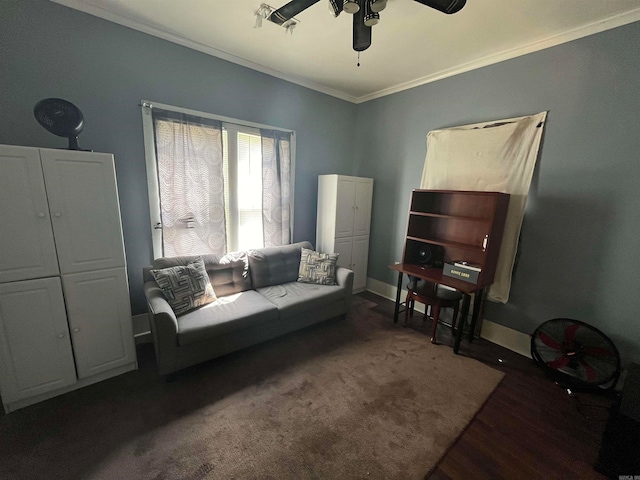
[143,241,353,375]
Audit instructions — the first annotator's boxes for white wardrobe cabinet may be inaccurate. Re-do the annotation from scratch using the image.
[62,268,136,379]
[0,146,59,284]
[39,148,127,274]
[0,278,77,404]
[332,235,370,292]
[0,144,136,413]
[316,175,373,293]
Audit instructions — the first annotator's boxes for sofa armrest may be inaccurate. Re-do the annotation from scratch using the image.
[335,267,354,309]
[143,281,179,375]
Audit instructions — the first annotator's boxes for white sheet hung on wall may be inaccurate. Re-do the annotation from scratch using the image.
[420,111,547,303]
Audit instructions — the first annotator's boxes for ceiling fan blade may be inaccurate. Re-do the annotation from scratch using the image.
[328,0,343,17]
[413,0,466,14]
[353,0,371,51]
[269,0,321,25]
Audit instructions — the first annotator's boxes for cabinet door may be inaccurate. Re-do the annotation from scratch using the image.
[0,278,76,404]
[353,178,373,237]
[39,149,126,274]
[335,177,356,238]
[333,237,353,270]
[62,268,136,379]
[351,235,370,291]
[0,145,59,283]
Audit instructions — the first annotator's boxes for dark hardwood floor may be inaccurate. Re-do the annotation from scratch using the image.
[360,291,613,480]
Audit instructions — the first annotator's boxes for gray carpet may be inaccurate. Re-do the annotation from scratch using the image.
[0,296,504,479]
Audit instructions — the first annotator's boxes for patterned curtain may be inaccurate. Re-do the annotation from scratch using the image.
[152,110,227,256]
[260,130,292,247]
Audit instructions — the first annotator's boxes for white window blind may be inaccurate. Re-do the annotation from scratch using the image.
[142,100,295,259]
[224,126,264,252]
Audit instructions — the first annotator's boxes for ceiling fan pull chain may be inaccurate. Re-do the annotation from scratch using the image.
[357,51,360,67]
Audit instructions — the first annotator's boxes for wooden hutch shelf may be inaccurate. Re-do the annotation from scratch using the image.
[390,189,510,354]
[402,189,510,289]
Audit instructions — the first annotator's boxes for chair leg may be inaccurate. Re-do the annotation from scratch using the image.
[404,292,412,327]
[451,303,460,332]
[430,304,441,344]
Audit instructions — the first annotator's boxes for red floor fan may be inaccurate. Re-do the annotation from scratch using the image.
[531,318,621,392]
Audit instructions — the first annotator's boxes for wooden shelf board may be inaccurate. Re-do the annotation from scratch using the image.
[406,236,485,253]
[409,211,491,223]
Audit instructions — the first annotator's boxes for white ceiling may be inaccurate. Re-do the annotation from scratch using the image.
[52,0,640,103]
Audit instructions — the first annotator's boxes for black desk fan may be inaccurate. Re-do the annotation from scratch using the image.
[34,98,84,150]
[531,318,621,391]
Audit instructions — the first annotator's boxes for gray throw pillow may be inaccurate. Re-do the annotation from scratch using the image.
[151,256,217,316]
[297,248,339,285]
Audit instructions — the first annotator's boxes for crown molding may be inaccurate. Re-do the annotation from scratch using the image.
[51,1,640,105]
[49,0,359,103]
[354,8,640,104]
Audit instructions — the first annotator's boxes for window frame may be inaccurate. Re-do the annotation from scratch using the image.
[141,100,296,259]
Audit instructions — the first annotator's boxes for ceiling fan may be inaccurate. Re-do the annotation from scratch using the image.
[267,0,466,52]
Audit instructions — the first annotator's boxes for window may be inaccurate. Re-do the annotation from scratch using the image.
[141,101,295,258]
[223,126,265,252]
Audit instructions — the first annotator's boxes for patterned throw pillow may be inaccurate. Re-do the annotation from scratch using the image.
[151,257,217,316]
[297,248,339,285]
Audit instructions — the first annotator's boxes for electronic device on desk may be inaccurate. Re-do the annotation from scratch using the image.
[415,244,444,268]
[443,260,482,284]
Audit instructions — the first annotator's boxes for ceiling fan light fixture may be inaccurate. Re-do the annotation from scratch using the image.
[370,0,387,13]
[343,0,360,14]
[263,0,466,53]
[352,0,371,51]
[412,0,466,15]
[328,0,343,16]
[363,1,379,26]
[364,15,379,26]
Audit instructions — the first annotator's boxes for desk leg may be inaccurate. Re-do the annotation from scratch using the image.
[468,288,485,342]
[393,271,403,324]
[453,293,471,354]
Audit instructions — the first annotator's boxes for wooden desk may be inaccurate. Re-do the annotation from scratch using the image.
[389,263,488,354]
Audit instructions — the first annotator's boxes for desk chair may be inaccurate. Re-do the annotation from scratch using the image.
[405,279,463,344]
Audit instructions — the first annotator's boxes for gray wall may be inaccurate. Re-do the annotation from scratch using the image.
[0,0,356,314]
[353,22,640,365]
[1,0,638,365]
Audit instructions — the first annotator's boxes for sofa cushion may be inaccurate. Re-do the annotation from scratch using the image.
[144,251,251,297]
[248,241,313,289]
[177,290,279,346]
[297,248,339,285]
[205,251,251,297]
[257,281,345,318]
[151,257,217,316]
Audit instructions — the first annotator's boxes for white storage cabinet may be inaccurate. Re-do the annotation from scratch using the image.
[316,175,373,292]
[0,145,137,413]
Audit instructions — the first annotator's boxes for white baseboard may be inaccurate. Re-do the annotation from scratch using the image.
[132,313,152,344]
[366,277,531,358]
[479,320,531,358]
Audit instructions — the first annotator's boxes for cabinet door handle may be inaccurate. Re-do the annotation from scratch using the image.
[38,212,46,218]
[482,235,488,251]
[54,212,62,218]
[73,328,80,333]
[57,333,64,339]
